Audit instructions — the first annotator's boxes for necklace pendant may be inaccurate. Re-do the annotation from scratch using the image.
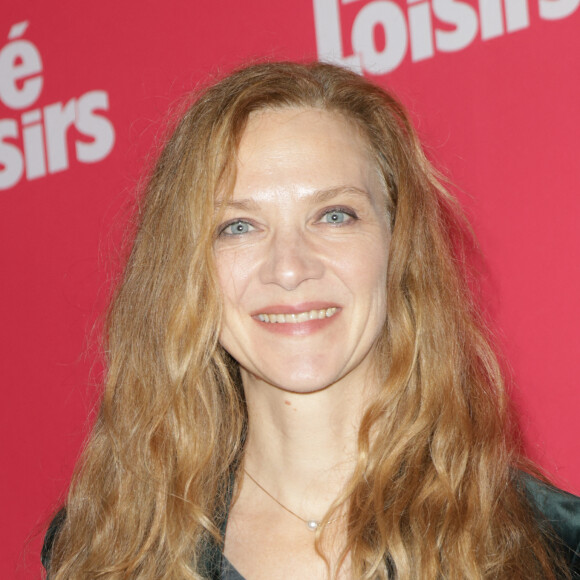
[307,520,319,531]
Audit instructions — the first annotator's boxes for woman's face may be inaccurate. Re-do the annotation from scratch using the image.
[215,107,390,394]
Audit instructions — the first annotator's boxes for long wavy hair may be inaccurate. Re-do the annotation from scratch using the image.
[46,62,568,579]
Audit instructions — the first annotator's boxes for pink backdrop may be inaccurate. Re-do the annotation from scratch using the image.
[2,1,579,577]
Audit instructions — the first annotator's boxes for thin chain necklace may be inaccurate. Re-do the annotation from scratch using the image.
[244,469,340,531]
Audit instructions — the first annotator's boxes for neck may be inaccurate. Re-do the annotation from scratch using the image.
[241,369,375,518]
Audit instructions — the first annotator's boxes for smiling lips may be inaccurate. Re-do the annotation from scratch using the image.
[252,305,340,335]
[257,307,338,324]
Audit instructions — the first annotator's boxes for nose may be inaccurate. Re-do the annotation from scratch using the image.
[259,229,324,290]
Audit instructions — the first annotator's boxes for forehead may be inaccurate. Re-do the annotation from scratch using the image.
[231,107,382,205]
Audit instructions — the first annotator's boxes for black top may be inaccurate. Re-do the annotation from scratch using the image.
[221,555,245,580]
[42,474,580,579]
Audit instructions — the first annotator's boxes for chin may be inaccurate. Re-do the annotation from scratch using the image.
[258,367,344,394]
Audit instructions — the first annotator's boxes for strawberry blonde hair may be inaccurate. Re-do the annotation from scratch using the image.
[46,62,568,579]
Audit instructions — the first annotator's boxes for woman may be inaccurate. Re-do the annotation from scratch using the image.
[43,62,580,579]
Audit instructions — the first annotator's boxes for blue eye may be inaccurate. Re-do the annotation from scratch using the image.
[221,220,254,236]
[321,209,354,224]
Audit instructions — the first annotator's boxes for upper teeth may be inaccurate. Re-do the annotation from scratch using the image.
[257,308,337,323]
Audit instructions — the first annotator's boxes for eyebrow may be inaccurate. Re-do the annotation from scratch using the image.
[312,186,372,204]
[217,186,372,211]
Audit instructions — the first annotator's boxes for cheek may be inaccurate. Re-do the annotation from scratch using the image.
[215,253,258,356]
[363,251,388,286]
[348,239,389,296]
[215,260,242,351]
[216,251,253,307]
[355,241,389,329]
